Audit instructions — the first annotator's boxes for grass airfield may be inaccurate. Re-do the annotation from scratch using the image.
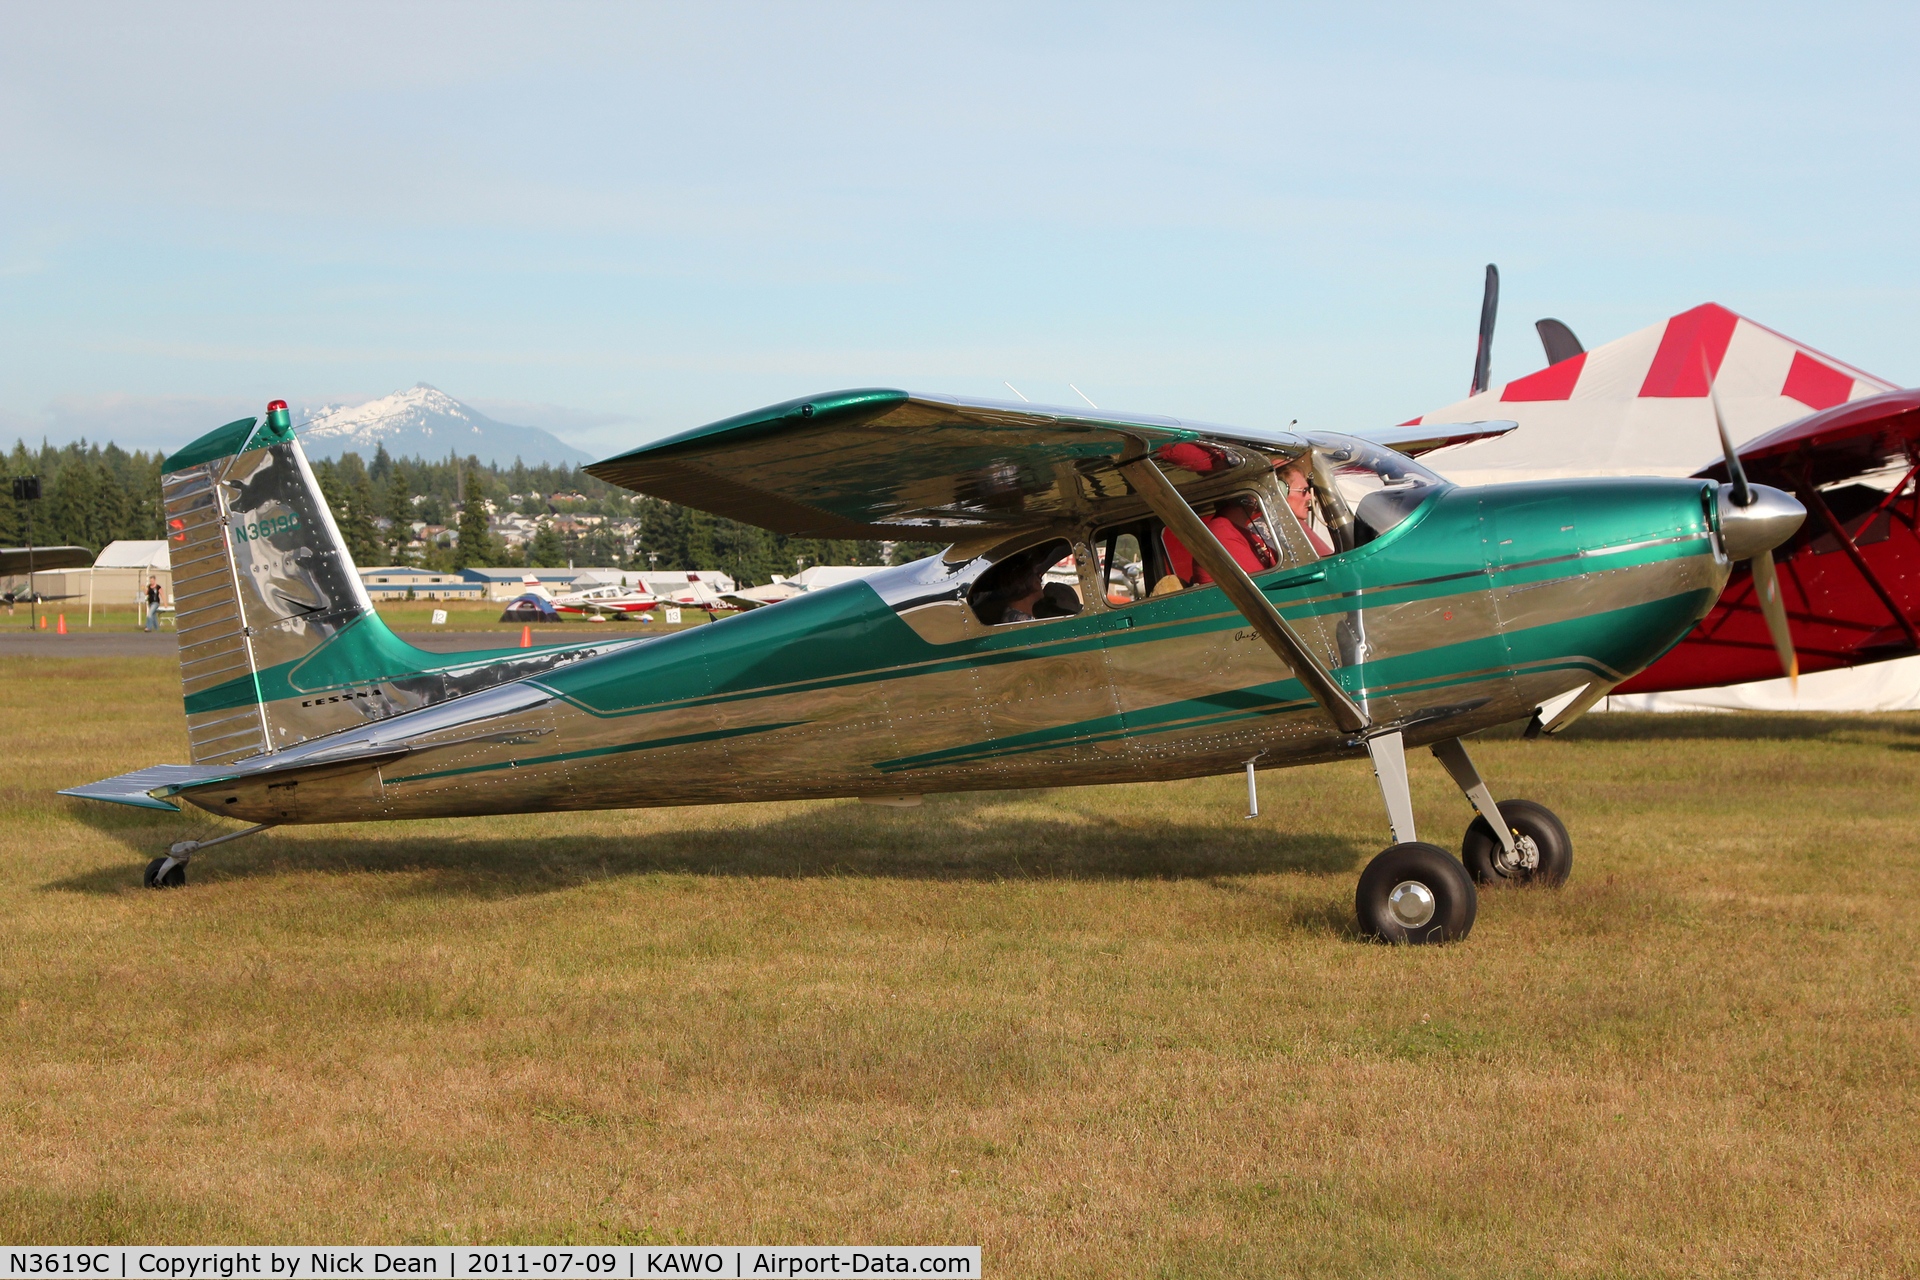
[2,654,1917,1276]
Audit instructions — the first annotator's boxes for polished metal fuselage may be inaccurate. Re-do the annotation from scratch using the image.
[187,476,1729,825]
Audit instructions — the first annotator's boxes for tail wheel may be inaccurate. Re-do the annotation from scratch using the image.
[1356,842,1476,944]
[143,858,186,890]
[1462,799,1571,887]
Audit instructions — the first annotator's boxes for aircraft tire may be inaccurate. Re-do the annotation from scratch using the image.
[142,858,186,890]
[1356,842,1475,944]
[1462,800,1571,887]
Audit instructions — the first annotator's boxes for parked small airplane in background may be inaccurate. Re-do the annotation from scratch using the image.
[1412,270,1920,697]
[724,565,883,610]
[65,388,1804,943]
[523,576,663,617]
[524,574,735,618]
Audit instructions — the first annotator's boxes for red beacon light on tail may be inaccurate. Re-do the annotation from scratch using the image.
[265,399,292,431]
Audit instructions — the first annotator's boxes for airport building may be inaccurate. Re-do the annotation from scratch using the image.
[458,567,582,601]
[357,567,487,600]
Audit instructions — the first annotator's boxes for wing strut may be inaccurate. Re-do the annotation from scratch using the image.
[1119,457,1371,734]
[1799,469,1920,652]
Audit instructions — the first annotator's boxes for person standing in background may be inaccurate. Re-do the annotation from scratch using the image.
[144,577,162,632]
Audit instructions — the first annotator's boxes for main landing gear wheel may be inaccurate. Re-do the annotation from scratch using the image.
[142,858,186,889]
[1356,842,1476,944]
[1461,800,1571,887]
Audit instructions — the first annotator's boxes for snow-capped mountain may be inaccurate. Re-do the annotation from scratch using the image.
[297,384,595,467]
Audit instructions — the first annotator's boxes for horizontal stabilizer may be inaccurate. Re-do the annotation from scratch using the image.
[60,764,245,811]
[64,682,560,813]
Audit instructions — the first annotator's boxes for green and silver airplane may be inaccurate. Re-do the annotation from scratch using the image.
[65,390,1805,942]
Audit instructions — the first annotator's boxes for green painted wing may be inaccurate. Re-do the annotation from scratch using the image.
[584,389,1310,539]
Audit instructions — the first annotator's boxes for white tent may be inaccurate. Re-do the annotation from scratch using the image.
[80,541,175,626]
[1410,303,1920,712]
[94,540,171,571]
[1605,662,1920,713]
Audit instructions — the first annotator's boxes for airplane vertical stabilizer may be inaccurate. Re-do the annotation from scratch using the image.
[164,404,428,763]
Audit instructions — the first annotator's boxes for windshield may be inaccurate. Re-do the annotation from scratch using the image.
[1302,432,1448,548]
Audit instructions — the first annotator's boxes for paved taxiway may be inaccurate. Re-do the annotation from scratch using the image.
[0,631,594,657]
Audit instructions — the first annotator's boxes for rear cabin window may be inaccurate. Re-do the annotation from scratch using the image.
[967,539,1083,626]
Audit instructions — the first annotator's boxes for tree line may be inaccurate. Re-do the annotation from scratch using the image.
[3,439,940,587]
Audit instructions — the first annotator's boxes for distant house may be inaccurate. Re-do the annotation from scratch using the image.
[358,567,485,600]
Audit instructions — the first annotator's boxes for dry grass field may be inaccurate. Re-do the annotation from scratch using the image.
[2,654,1917,1276]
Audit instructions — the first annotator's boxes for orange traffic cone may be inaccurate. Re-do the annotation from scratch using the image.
[56,614,67,634]
[38,616,46,629]
[521,625,532,648]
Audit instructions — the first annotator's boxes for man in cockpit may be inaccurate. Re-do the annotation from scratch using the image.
[1179,495,1280,585]
[1280,460,1334,557]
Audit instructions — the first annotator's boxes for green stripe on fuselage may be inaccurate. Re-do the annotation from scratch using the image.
[384,718,809,785]
[182,612,626,716]
[530,481,1716,727]
[870,589,1710,774]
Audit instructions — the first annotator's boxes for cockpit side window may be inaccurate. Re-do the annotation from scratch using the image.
[967,538,1082,626]
[1091,485,1318,605]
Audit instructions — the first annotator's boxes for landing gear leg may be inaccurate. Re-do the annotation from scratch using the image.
[141,823,275,890]
[1355,732,1476,943]
[1430,736,1571,886]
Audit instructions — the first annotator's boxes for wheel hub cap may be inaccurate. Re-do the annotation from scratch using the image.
[1386,880,1436,929]
[1496,832,1541,876]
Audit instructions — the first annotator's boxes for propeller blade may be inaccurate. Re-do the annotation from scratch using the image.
[1749,546,1799,691]
[1471,264,1499,395]
[1705,358,1752,507]
[1704,352,1795,687]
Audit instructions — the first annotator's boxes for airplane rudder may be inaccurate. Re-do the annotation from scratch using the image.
[164,404,380,762]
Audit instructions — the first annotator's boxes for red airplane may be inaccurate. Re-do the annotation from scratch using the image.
[1410,279,1918,700]
[1623,387,1920,694]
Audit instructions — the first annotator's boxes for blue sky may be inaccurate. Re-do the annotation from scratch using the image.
[3,1,1915,458]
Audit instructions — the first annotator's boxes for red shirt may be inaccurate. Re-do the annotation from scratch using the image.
[1164,517,1278,585]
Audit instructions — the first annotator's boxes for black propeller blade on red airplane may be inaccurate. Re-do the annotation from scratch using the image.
[1470,264,1499,395]
[1534,318,1584,366]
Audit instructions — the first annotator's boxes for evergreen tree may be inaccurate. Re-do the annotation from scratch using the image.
[381,464,413,566]
[453,470,499,569]
[580,524,621,567]
[526,524,565,567]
